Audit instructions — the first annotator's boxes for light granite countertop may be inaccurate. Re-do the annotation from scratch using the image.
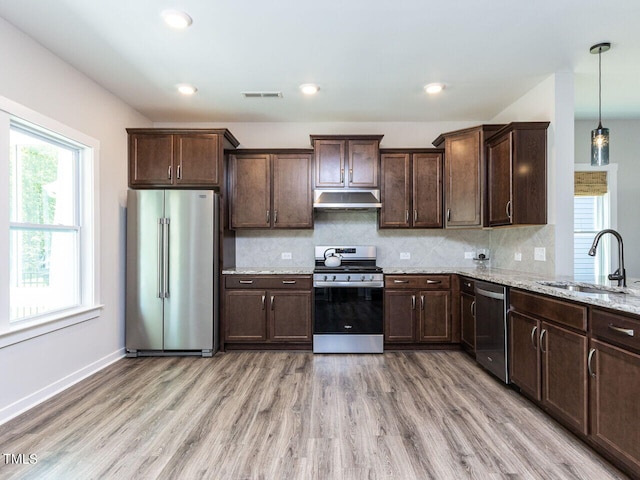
[223,266,640,316]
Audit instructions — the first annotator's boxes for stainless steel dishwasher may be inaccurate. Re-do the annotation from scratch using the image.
[474,281,509,383]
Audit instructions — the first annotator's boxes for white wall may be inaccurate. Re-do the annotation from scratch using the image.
[0,17,151,423]
[575,119,640,278]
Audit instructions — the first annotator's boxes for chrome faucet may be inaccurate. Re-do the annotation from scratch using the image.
[588,229,626,287]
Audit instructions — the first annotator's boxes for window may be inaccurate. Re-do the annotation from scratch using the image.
[573,166,617,281]
[1,96,100,344]
[9,124,82,320]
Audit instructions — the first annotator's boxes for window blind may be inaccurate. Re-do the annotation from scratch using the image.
[574,171,608,196]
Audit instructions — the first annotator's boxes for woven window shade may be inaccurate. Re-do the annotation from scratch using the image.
[574,171,608,196]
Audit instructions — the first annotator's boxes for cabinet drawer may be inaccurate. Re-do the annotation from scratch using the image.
[592,309,640,353]
[510,289,587,332]
[460,276,475,294]
[225,275,312,290]
[385,275,450,289]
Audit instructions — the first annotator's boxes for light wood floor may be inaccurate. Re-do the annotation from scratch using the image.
[0,351,628,479]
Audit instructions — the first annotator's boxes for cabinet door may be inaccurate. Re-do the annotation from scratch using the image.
[175,133,221,186]
[460,292,475,351]
[229,154,271,228]
[413,153,443,228]
[589,339,640,475]
[225,290,267,341]
[314,139,345,187]
[417,290,450,342]
[541,322,588,435]
[272,154,313,229]
[129,133,174,186]
[348,139,379,188]
[444,131,482,227]
[487,132,512,226]
[379,153,410,228]
[384,290,415,342]
[509,311,541,401]
[269,291,312,342]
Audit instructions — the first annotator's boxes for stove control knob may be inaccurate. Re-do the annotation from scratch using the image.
[361,275,365,281]
[323,275,328,282]
[331,275,336,282]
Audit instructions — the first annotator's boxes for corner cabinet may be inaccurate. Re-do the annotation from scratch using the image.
[384,275,452,345]
[228,150,313,229]
[433,125,502,228]
[485,122,549,226]
[222,275,313,350]
[311,135,383,188]
[379,149,443,228]
[127,128,239,188]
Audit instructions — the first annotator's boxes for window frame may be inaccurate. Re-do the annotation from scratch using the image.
[0,96,102,348]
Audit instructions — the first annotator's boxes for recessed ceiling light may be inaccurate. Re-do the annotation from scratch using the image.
[300,84,320,95]
[424,83,445,94]
[161,10,193,29]
[177,84,197,95]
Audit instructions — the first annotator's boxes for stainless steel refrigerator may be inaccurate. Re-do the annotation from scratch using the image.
[125,190,218,357]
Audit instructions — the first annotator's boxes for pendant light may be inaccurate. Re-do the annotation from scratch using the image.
[590,42,611,166]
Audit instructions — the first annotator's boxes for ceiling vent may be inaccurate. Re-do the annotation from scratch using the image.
[242,91,283,98]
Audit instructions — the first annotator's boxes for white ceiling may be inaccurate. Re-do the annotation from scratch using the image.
[0,0,638,123]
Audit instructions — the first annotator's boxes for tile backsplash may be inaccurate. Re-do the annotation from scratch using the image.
[235,211,556,276]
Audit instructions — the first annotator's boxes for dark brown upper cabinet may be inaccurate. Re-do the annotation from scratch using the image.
[127,128,239,188]
[379,149,443,228]
[485,122,549,227]
[229,150,313,229]
[433,125,503,228]
[310,135,383,189]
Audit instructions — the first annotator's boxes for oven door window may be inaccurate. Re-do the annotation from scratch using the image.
[314,287,383,334]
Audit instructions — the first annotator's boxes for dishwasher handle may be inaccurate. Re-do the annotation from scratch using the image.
[475,287,505,301]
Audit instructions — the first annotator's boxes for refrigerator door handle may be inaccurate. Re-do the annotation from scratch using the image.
[157,219,164,298]
[162,218,170,298]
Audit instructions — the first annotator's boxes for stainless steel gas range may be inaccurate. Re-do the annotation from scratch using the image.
[313,246,384,353]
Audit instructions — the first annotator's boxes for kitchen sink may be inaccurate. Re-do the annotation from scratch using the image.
[537,281,627,295]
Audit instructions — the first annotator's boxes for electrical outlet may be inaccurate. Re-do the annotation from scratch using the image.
[400,252,411,260]
[514,252,522,262]
[281,252,292,260]
[534,247,546,262]
[464,251,474,259]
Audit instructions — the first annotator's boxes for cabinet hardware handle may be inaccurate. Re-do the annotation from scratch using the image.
[177,164,182,180]
[540,329,547,353]
[261,295,266,310]
[270,296,275,310]
[588,348,596,377]
[530,326,538,349]
[447,208,451,222]
[464,282,472,288]
[506,200,512,220]
[274,210,278,224]
[394,279,409,284]
[239,280,254,284]
[426,280,441,284]
[266,210,270,224]
[340,168,344,183]
[471,300,476,318]
[349,169,353,183]
[608,324,634,336]
[411,295,416,310]
[406,210,409,222]
[421,295,425,310]
[282,280,296,284]
[414,210,418,222]
[168,165,172,180]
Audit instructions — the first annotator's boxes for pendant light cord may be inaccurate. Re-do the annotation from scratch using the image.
[598,47,603,129]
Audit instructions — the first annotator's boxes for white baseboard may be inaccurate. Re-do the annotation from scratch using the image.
[0,348,125,426]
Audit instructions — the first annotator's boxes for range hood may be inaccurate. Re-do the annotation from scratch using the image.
[313,189,382,209]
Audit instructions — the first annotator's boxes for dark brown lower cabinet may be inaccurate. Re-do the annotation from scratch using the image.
[460,292,475,352]
[384,275,451,345]
[223,275,312,349]
[509,311,588,435]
